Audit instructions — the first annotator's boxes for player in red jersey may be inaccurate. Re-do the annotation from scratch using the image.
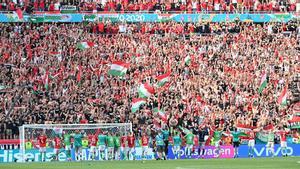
[120,133,127,160]
[141,132,149,160]
[89,134,98,160]
[38,131,47,162]
[247,129,256,157]
[277,127,290,157]
[127,132,135,160]
[53,135,62,161]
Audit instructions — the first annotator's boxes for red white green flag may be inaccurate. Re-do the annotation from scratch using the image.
[43,70,49,90]
[131,98,146,113]
[77,41,95,50]
[108,61,130,77]
[156,72,171,87]
[277,85,288,106]
[138,83,155,98]
[258,72,268,93]
[153,108,167,122]
[76,65,82,83]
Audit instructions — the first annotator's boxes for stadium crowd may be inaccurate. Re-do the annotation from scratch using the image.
[0,0,298,13]
[0,20,299,142]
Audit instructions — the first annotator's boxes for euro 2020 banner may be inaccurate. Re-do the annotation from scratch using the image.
[0,144,300,162]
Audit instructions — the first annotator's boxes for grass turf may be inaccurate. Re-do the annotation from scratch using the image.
[1,157,300,169]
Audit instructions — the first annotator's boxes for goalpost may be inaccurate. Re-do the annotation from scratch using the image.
[19,123,132,162]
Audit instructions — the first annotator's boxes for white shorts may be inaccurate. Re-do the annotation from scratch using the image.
[214,140,220,148]
[186,144,193,149]
[54,148,60,154]
[90,146,96,153]
[39,147,46,153]
[128,147,135,153]
[266,142,274,148]
[121,147,127,152]
[142,146,148,152]
[107,147,114,152]
[280,141,287,148]
[65,145,71,151]
[99,145,106,151]
[173,145,180,152]
[248,140,255,147]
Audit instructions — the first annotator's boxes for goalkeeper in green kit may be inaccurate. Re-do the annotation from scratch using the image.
[107,132,115,160]
[72,130,84,161]
[98,131,107,160]
[63,132,72,161]
[114,133,121,160]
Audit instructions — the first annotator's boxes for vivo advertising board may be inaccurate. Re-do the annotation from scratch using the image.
[0,144,299,162]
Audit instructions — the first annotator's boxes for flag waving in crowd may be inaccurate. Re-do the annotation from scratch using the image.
[138,83,155,98]
[108,61,130,77]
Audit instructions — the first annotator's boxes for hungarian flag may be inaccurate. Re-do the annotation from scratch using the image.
[153,118,162,129]
[138,83,155,98]
[153,108,167,122]
[258,72,267,94]
[184,55,191,65]
[156,72,171,87]
[77,41,95,50]
[277,85,288,106]
[236,124,255,132]
[43,70,49,90]
[288,116,300,129]
[131,98,146,113]
[16,8,23,20]
[108,61,130,77]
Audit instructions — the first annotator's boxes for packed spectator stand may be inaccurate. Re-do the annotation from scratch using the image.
[0,17,299,141]
[0,0,298,13]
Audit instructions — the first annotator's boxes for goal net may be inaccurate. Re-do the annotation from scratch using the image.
[19,123,132,162]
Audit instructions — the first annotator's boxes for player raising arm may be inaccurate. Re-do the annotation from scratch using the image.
[38,131,47,162]
[277,127,290,157]
[173,130,182,159]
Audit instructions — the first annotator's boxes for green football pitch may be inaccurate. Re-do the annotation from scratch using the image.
[1,157,300,169]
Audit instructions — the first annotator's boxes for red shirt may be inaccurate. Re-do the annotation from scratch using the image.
[248,131,255,140]
[38,135,47,147]
[141,135,149,146]
[279,131,288,142]
[127,135,135,148]
[54,137,61,149]
[121,136,127,147]
[90,135,98,146]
